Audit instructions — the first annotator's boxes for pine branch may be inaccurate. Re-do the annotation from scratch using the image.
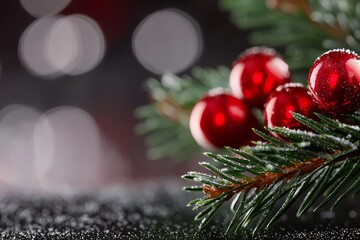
[219,0,360,81]
[135,66,230,160]
[183,112,360,236]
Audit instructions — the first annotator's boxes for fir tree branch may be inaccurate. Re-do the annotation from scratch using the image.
[271,0,347,40]
[219,0,360,81]
[183,112,360,235]
[135,66,230,160]
[201,155,327,199]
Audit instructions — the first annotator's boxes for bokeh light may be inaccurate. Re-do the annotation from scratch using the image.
[34,106,103,191]
[132,9,203,74]
[0,104,129,192]
[46,14,106,76]
[46,16,80,74]
[20,0,71,18]
[64,15,105,75]
[0,104,41,191]
[19,14,105,79]
[19,16,63,79]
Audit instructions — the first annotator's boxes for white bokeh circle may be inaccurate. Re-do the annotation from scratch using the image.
[20,0,72,18]
[46,14,106,76]
[19,14,106,79]
[132,9,203,74]
[19,16,64,79]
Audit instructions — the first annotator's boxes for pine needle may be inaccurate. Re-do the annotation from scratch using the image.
[183,112,360,235]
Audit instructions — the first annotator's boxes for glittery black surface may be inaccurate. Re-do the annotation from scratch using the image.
[0,180,359,240]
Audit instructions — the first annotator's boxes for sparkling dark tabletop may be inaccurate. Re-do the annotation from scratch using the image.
[0,180,359,240]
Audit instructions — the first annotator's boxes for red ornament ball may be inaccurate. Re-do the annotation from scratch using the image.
[189,89,258,149]
[264,83,317,136]
[230,47,291,108]
[308,49,360,114]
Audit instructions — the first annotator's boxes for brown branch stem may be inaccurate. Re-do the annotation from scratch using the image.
[203,157,326,199]
[203,149,360,200]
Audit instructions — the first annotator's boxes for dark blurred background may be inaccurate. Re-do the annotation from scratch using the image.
[0,0,250,192]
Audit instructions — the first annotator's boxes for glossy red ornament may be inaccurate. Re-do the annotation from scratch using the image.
[189,89,258,149]
[308,49,360,114]
[230,47,291,108]
[264,83,317,137]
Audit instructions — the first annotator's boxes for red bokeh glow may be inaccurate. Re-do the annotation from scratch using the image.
[62,0,132,44]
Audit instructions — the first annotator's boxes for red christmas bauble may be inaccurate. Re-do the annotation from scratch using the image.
[189,89,258,149]
[264,83,317,137]
[230,47,291,108]
[308,49,360,114]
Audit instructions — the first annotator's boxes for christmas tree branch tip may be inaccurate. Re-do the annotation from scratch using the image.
[183,112,360,235]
